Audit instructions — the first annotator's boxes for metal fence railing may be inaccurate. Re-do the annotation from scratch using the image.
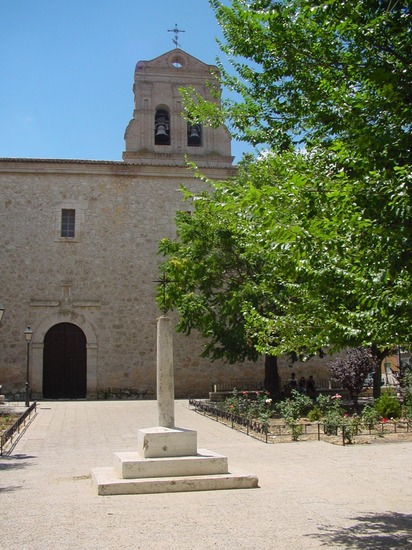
[0,402,37,455]
[188,399,411,446]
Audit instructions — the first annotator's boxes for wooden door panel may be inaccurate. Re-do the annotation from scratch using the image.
[43,323,87,398]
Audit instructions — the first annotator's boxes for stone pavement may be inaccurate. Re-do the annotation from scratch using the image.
[1,400,411,550]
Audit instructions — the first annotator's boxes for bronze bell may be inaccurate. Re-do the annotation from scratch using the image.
[155,121,170,144]
[156,124,168,137]
[188,125,201,145]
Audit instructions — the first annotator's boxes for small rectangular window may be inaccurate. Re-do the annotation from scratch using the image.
[61,209,75,238]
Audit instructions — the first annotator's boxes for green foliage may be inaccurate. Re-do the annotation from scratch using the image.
[158,1,412,378]
[308,393,361,443]
[208,0,412,169]
[157,181,266,363]
[307,405,322,422]
[322,395,345,436]
[373,391,402,419]
[401,370,412,406]
[159,151,412,362]
[222,389,274,424]
[251,391,274,424]
[276,389,312,440]
[361,403,381,429]
[400,371,412,420]
[308,393,336,421]
[330,347,376,405]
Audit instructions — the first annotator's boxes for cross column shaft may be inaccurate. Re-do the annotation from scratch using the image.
[157,315,175,428]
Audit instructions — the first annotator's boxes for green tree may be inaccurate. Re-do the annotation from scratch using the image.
[158,148,411,396]
[239,154,412,356]
[157,171,287,396]
[200,0,411,170]
[175,0,412,396]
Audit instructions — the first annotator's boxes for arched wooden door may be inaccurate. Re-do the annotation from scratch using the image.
[43,323,87,398]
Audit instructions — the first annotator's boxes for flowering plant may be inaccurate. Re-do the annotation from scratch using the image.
[276,390,312,441]
[222,389,274,424]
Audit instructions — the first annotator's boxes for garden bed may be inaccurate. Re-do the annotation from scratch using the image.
[0,403,37,455]
[0,411,21,433]
[190,397,412,446]
[265,417,412,445]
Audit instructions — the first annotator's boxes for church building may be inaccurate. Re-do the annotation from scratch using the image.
[0,48,264,400]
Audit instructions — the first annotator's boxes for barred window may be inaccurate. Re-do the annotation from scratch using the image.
[61,209,76,238]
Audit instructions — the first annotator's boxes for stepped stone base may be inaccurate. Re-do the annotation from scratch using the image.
[114,448,228,478]
[92,463,258,496]
[91,426,259,495]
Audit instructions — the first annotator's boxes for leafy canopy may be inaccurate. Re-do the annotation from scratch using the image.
[158,151,412,358]
[203,0,412,170]
[158,0,412,369]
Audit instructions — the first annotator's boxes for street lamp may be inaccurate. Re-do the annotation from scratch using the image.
[0,303,5,324]
[24,326,33,407]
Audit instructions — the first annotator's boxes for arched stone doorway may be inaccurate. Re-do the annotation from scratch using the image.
[43,323,87,398]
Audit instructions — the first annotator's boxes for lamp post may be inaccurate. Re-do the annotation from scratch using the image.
[24,326,33,407]
[0,303,5,324]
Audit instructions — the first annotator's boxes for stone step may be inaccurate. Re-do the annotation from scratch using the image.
[91,467,259,495]
[113,448,228,479]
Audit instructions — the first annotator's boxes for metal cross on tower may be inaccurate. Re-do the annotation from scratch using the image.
[168,23,185,48]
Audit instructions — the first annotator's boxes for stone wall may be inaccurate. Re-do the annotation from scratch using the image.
[0,159,263,399]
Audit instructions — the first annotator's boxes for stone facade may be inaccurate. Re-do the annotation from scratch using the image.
[0,49,264,399]
[0,48,338,400]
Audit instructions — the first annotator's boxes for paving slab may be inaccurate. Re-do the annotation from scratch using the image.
[1,400,412,549]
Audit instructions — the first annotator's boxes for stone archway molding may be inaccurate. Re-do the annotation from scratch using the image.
[31,311,98,399]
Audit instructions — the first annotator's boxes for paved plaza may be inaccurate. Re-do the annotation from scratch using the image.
[1,400,411,549]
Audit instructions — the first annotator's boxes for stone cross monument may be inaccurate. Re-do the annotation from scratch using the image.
[91,314,258,494]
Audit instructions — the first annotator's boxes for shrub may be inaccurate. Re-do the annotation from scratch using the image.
[323,394,345,436]
[373,391,402,419]
[250,392,274,424]
[221,389,274,424]
[400,370,412,420]
[276,390,312,440]
[307,405,323,421]
[361,403,380,428]
[341,414,362,444]
[330,347,376,406]
[316,393,336,416]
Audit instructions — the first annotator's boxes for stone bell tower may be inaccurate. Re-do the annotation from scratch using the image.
[122,48,234,168]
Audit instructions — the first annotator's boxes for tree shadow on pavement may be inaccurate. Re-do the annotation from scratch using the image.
[0,454,37,493]
[0,454,37,470]
[308,512,412,549]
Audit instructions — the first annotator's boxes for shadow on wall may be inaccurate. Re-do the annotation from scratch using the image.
[307,512,412,549]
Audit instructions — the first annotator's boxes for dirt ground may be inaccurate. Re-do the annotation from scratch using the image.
[0,412,20,433]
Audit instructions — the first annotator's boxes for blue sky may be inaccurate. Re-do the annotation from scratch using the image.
[0,0,252,163]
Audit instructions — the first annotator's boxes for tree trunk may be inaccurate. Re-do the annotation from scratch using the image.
[264,354,281,399]
[371,344,387,399]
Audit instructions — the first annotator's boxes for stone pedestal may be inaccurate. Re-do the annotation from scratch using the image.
[91,316,258,495]
[92,423,258,495]
[91,446,258,495]
[137,427,197,458]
